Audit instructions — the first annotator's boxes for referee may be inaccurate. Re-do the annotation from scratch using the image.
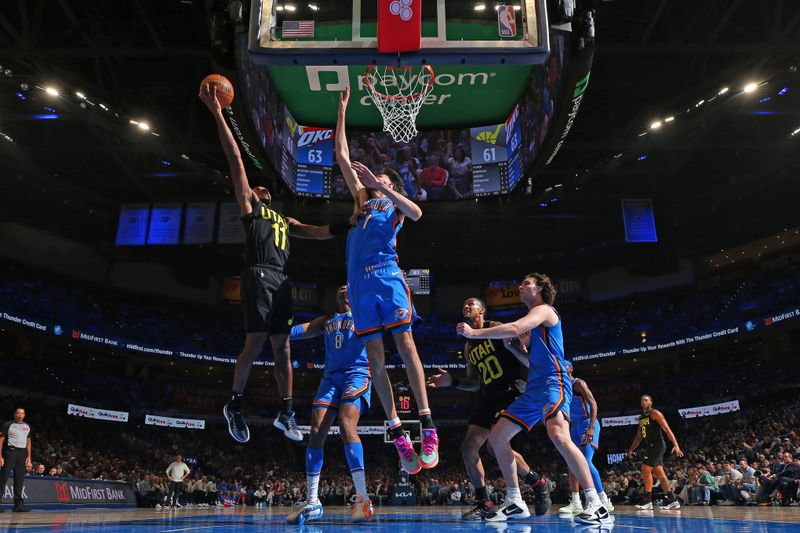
[0,407,32,512]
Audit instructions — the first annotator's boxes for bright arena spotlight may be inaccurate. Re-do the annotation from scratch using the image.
[1,0,799,531]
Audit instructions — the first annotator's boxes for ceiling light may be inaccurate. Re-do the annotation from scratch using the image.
[75,91,85,99]
[664,116,674,122]
[308,3,318,10]
[718,87,729,95]
[743,82,758,93]
[284,4,296,11]
[474,4,486,11]
[137,122,150,131]
[276,5,284,11]
[695,99,705,107]
[44,86,59,96]
[650,121,662,130]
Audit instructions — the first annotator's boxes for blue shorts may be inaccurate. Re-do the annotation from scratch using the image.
[312,368,371,412]
[348,264,414,342]
[570,417,601,449]
[500,374,572,431]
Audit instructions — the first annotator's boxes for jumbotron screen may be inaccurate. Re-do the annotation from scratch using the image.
[235,32,567,202]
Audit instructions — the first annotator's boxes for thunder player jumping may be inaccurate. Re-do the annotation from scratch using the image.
[336,88,438,474]
[286,286,373,524]
[457,273,612,525]
[559,361,614,514]
[628,394,683,510]
[200,84,331,445]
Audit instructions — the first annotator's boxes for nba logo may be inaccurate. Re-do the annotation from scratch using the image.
[497,5,517,38]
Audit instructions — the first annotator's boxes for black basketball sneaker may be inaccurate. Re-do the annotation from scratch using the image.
[462,500,495,520]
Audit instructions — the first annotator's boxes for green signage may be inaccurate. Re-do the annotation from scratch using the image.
[266,64,532,129]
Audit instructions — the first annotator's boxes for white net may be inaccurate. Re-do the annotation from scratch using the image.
[364,65,435,144]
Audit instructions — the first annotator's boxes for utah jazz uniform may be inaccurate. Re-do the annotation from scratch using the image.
[312,311,371,413]
[241,200,293,334]
[464,323,526,429]
[500,307,572,431]
[346,197,414,342]
[638,410,666,467]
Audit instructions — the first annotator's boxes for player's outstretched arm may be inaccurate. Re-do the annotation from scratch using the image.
[290,315,329,341]
[652,409,683,456]
[335,88,368,206]
[457,305,556,340]
[351,162,422,221]
[285,217,334,240]
[199,83,255,215]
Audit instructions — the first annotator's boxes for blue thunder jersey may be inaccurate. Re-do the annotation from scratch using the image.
[323,311,368,373]
[570,380,592,421]
[526,307,569,381]
[346,197,403,278]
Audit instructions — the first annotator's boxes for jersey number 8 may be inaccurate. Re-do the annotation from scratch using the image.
[334,332,344,350]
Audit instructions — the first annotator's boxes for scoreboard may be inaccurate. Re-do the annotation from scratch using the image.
[404,269,432,295]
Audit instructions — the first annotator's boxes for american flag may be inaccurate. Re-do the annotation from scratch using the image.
[282,20,315,37]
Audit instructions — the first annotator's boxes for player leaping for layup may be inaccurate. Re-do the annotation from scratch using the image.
[200,84,331,445]
[335,87,438,474]
[457,273,612,525]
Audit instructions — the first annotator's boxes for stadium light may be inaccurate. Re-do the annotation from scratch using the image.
[308,3,318,10]
[44,86,59,96]
[743,82,758,93]
[75,91,85,99]
[664,116,674,122]
[474,4,486,11]
[137,122,150,131]
[718,87,729,95]
[650,121,662,130]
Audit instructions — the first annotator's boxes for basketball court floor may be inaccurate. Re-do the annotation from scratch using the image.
[1,506,798,532]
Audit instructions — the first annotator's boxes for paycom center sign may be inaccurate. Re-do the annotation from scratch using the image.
[266,64,532,129]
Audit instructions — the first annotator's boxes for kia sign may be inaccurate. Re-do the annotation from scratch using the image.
[2,476,135,508]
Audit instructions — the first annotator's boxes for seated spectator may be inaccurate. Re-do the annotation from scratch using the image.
[418,155,448,201]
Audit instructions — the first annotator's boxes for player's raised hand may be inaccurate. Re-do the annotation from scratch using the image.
[456,322,475,338]
[199,83,222,115]
[351,161,380,189]
[338,87,350,115]
[426,369,453,388]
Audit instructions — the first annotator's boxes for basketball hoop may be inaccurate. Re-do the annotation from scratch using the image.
[364,64,435,143]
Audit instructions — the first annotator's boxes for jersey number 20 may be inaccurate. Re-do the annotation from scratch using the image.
[478,355,504,384]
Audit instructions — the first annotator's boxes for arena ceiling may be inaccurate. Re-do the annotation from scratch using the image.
[1,0,799,280]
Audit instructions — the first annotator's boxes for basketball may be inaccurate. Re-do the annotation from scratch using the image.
[200,74,234,108]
